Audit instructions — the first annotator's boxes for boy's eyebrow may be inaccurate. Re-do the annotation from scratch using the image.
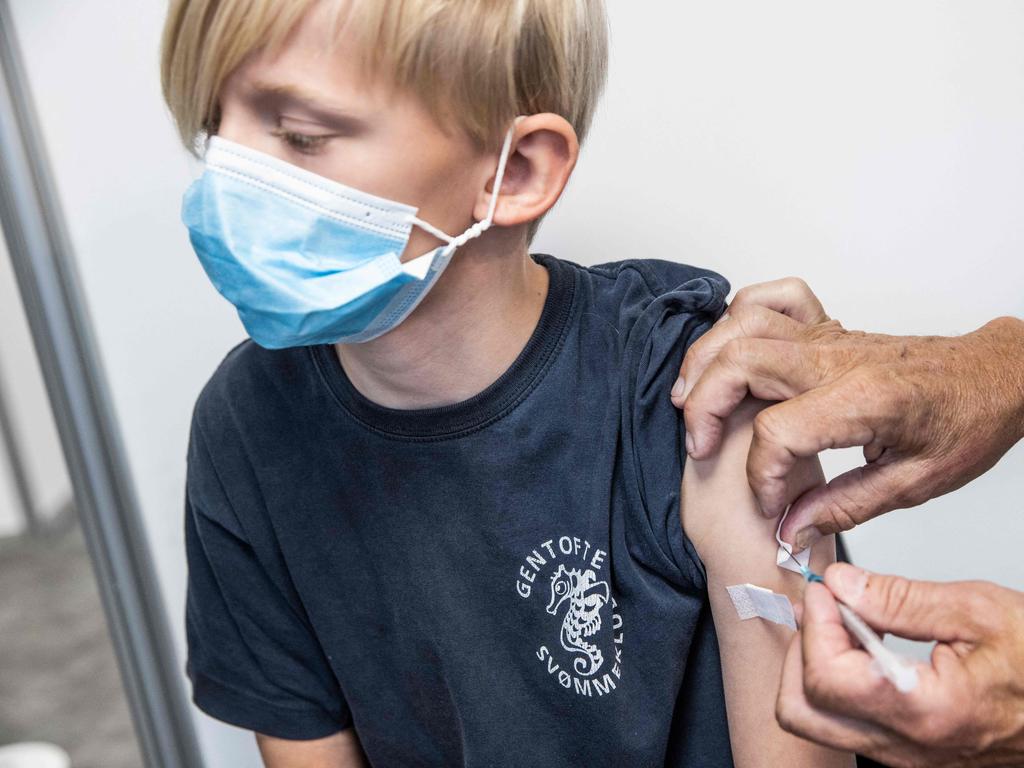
[246,79,369,128]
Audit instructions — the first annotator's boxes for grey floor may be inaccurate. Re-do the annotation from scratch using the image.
[0,511,143,768]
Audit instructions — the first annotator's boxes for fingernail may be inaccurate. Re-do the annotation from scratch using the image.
[671,377,686,399]
[716,312,731,324]
[686,432,696,456]
[833,564,868,603]
[794,526,823,552]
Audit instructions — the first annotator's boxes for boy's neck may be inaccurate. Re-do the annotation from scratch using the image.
[333,237,550,410]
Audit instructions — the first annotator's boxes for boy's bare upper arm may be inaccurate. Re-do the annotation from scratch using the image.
[256,728,368,768]
[681,396,854,768]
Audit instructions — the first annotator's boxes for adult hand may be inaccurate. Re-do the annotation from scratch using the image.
[672,277,1024,550]
[776,563,1024,767]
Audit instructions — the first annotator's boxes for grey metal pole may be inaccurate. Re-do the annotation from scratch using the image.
[0,4,204,767]
[0,354,39,536]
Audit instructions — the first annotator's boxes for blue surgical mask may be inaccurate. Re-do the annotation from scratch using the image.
[181,120,519,348]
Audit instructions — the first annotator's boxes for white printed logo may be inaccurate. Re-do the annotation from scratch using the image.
[516,536,623,697]
[547,564,609,676]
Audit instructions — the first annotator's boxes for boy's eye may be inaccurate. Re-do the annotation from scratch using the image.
[269,128,332,155]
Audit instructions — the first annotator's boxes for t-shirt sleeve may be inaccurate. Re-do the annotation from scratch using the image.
[183,416,352,739]
[621,269,730,591]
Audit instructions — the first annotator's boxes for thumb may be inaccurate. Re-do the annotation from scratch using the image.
[782,459,925,551]
[824,564,984,644]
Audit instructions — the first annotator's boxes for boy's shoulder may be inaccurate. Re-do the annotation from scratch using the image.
[545,253,729,306]
[539,254,730,333]
[579,256,729,296]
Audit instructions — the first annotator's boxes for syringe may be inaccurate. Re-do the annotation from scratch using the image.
[797,562,919,694]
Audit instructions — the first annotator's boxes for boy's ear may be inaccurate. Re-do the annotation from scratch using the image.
[474,113,580,228]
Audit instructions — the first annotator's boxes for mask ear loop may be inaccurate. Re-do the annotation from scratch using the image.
[408,117,522,255]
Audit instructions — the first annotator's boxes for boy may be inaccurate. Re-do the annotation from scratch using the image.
[162,0,852,765]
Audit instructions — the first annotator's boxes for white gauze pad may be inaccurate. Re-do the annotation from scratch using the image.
[776,504,810,575]
[726,584,797,630]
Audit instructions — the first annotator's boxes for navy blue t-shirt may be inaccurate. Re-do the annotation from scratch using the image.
[184,253,733,766]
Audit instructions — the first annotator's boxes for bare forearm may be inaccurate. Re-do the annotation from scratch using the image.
[682,397,853,768]
[705,549,849,768]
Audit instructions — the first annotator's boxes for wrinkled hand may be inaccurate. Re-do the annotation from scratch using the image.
[672,277,1024,550]
[776,563,1024,768]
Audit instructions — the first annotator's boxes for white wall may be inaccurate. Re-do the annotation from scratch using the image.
[0,224,72,536]
[536,0,1024,597]
[7,1,1023,765]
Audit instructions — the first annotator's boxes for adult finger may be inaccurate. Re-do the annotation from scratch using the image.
[800,568,980,745]
[794,584,967,756]
[823,565,989,644]
[730,277,829,325]
[746,382,882,518]
[776,623,896,756]
[682,339,828,459]
[801,583,878,697]
[781,458,934,551]
[799,582,915,717]
[672,304,807,406]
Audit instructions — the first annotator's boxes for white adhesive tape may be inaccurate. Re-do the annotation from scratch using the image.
[726,583,797,630]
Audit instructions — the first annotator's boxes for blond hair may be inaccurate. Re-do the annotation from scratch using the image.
[161,0,609,241]
[161,0,606,240]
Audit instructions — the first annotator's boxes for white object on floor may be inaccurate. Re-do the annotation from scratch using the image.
[0,742,71,768]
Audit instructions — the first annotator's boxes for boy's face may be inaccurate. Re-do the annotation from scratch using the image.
[215,1,493,263]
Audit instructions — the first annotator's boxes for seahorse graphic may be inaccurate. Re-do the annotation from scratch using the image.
[546,564,610,677]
